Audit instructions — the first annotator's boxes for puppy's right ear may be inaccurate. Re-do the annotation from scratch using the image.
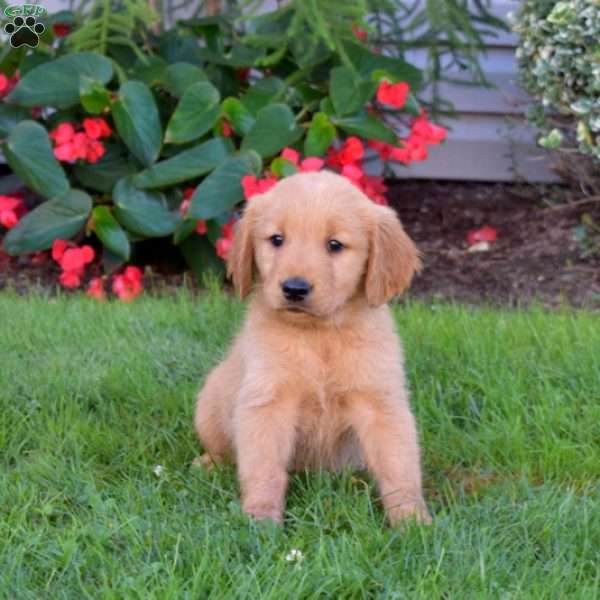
[226,203,256,299]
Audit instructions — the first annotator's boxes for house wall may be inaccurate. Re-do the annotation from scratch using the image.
[396,0,559,182]
[19,0,559,182]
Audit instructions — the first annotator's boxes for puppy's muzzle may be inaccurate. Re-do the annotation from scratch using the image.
[281,277,312,303]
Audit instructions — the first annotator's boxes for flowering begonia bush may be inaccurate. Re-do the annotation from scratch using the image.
[0,4,446,300]
[511,1,600,161]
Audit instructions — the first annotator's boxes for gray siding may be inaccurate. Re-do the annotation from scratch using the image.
[34,0,559,182]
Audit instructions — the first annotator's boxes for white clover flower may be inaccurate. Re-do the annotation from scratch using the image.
[285,549,304,562]
[153,464,165,477]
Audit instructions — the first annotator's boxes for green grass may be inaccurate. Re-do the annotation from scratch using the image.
[1,287,599,599]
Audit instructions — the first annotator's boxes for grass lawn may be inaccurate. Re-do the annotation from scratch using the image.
[1,287,599,598]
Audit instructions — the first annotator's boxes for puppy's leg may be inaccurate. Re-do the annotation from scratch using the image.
[194,365,234,468]
[348,394,430,526]
[233,395,299,524]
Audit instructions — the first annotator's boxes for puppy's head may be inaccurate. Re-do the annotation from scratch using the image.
[228,171,420,317]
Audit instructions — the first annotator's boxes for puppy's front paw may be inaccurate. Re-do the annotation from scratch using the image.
[243,503,283,525]
[387,498,432,526]
[192,452,216,471]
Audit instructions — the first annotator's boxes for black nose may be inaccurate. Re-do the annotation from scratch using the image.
[281,277,312,302]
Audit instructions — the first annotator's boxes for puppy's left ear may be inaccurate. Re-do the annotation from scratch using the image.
[365,205,421,307]
[226,205,256,299]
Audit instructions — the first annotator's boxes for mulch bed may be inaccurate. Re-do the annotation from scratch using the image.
[1,179,599,308]
[389,180,600,308]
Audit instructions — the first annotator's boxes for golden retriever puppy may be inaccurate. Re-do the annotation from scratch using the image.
[194,170,430,526]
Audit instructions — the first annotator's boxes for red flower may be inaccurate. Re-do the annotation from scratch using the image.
[112,266,143,302]
[0,195,26,229]
[60,245,95,271]
[0,74,10,97]
[360,175,388,206]
[0,209,18,229]
[52,23,71,37]
[467,226,498,246]
[49,122,76,145]
[279,148,324,173]
[241,175,278,200]
[83,117,112,140]
[367,140,396,161]
[376,81,410,109]
[352,24,367,41]
[326,137,364,168]
[221,120,233,137]
[183,187,195,201]
[51,239,70,262]
[179,199,191,215]
[299,157,324,172]
[215,237,233,260]
[341,163,363,182]
[52,242,95,290]
[236,68,250,82]
[86,277,106,301]
[85,139,105,163]
[411,116,447,145]
[195,220,207,235]
[0,72,18,98]
[215,220,236,260]
[281,147,300,165]
[59,270,82,289]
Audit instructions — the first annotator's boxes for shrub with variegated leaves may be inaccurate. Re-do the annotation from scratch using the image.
[510,0,600,161]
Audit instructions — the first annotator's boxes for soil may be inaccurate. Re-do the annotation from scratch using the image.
[1,179,599,309]
[388,180,600,308]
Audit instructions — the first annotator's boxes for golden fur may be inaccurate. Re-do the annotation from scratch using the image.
[194,171,430,525]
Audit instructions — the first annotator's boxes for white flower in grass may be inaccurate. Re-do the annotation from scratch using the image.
[153,464,165,477]
[285,549,304,563]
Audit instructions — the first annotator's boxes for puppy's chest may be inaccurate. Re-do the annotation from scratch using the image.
[287,335,364,398]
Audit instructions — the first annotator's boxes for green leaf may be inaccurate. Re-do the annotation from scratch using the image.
[19,51,52,76]
[270,157,298,178]
[79,77,111,114]
[129,56,168,87]
[197,44,264,68]
[73,144,138,194]
[3,121,69,199]
[188,151,261,220]
[241,104,303,158]
[165,81,221,145]
[304,112,337,157]
[180,234,225,279]
[113,176,180,237]
[92,205,130,260]
[112,81,162,167]
[173,218,198,245]
[163,63,207,97]
[102,246,125,275]
[0,104,30,137]
[8,52,113,109]
[404,93,421,117]
[221,97,255,136]
[134,137,234,189]
[332,112,397,144]
[345,42,422,90]
[241,77,285,115]
[330,66,376,116]
[2,190,92,255]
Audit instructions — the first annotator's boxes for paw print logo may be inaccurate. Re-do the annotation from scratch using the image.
[4,15,45,48]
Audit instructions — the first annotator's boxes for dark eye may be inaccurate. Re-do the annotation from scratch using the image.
[327,239,344,253]
[270,234,284,247]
